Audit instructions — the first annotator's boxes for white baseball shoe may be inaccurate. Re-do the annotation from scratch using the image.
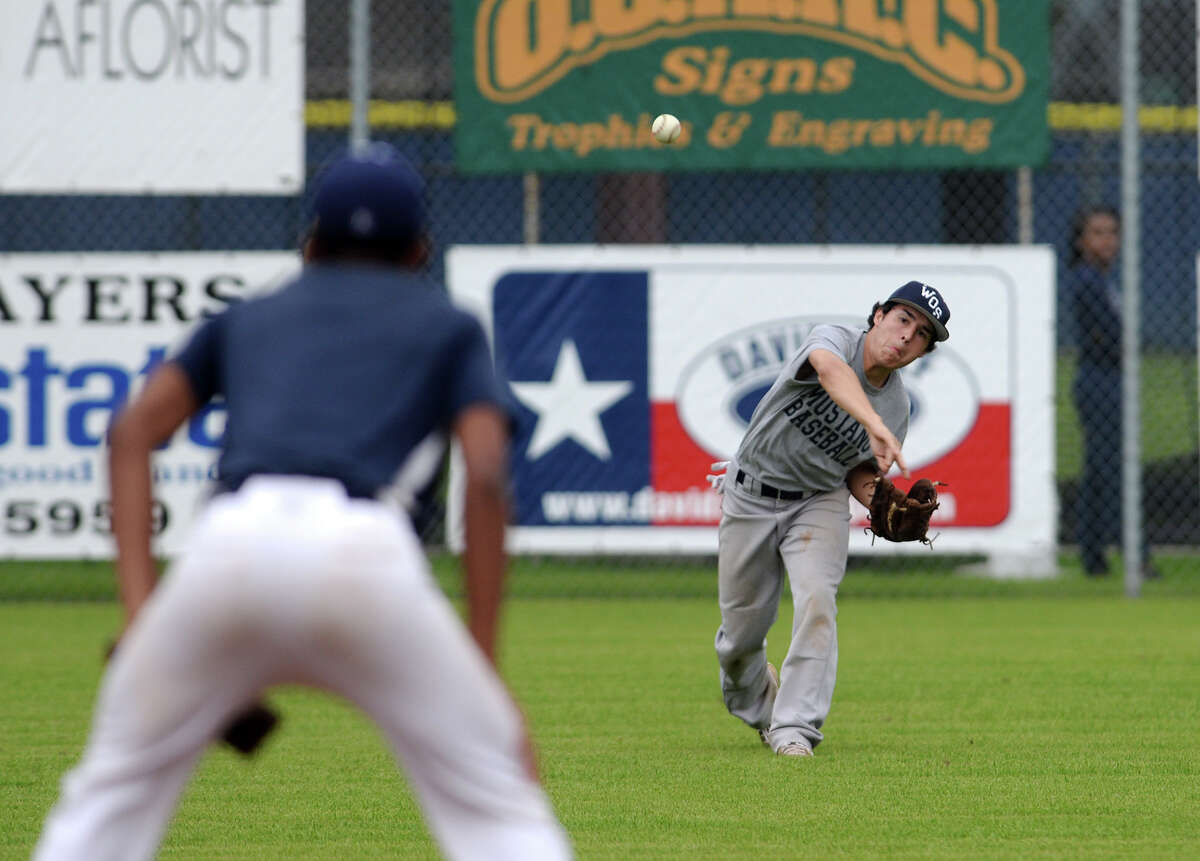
[777,740,814,757]
[757,662,780,748]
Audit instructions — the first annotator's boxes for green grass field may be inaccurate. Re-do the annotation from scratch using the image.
[1056,351,1198,479]
[3,559,1199,859]
[3,354,1195,857]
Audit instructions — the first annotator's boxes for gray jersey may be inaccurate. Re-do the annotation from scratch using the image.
[734,324,910,492]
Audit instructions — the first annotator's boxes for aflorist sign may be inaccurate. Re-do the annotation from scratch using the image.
[0,1,303,193]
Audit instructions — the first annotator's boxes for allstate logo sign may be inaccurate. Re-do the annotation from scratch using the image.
[675,317,980,468]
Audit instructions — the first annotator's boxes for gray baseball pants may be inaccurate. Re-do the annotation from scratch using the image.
[714,473,851,750]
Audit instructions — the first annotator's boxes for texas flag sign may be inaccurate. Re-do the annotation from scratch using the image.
[496,272,652,520]
[447,245,1056,569]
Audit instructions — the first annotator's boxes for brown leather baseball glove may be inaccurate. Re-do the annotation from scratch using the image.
[867,475,943,544]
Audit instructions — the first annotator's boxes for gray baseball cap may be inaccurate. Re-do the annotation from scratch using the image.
[885,280,950,342]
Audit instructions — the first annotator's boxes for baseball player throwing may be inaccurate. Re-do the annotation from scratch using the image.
[709,281,951,757]
[33,145,572,860]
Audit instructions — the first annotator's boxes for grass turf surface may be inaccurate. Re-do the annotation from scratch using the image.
[3,564,1199,859]
[1055,350,1198,480]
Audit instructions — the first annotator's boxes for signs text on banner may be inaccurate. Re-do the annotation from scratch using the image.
[446,245,1056,574]
[0,252,300,559]
[0,2,303,194]
[452,1,1050,173]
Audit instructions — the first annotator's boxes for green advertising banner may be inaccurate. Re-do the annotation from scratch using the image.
[452,1,1049,173]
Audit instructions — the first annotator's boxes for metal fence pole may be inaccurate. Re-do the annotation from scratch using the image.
[350,0,370,152]
[523,172,540,245]
[1120,0,1142,598]
[1017,166,1033,244]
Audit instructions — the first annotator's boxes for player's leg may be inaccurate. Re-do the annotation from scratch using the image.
[298,504,572,861]
[33,504,282,860]
[768,492,851,751]
[715,480,786,732]
[31,647,209,861]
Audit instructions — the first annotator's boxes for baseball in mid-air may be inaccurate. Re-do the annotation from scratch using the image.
[651,113,682,144]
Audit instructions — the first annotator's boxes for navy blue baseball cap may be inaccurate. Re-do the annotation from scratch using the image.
[885,280,950,342]
[311,143,424,245]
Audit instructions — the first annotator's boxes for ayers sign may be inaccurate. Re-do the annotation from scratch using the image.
[452,0,1049,172]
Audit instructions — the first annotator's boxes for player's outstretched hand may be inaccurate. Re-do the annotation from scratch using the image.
[707,461,730,494]
[867,425,908,477]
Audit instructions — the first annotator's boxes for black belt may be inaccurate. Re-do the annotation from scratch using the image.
[735,469,811,501]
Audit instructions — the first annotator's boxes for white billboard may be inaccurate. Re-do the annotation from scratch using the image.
[447,244,1058,576]
[0,1,303,194]
[0,252,300,558]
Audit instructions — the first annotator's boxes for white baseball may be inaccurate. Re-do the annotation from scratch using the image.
[652,113,681,144]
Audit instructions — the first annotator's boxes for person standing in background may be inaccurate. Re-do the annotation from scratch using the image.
[1065,205,1159,580]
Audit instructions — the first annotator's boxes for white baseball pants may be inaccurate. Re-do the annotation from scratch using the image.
[714,475,851,750]
[34,476,572,861]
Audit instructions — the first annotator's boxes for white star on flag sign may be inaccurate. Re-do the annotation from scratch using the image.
[510,339,633,461]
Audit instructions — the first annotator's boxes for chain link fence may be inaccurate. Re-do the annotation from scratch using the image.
[2,1,1198,596]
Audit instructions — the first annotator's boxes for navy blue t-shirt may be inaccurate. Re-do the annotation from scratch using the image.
[172,263,505,509]
[1066,260,1122,370]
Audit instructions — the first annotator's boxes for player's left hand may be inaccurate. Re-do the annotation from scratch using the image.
[220,703,280,756]
[866,475,944,544]
[706,461,730,494]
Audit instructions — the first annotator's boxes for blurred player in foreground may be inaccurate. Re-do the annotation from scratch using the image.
[708,282,950,757]
[34,144,572,861]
